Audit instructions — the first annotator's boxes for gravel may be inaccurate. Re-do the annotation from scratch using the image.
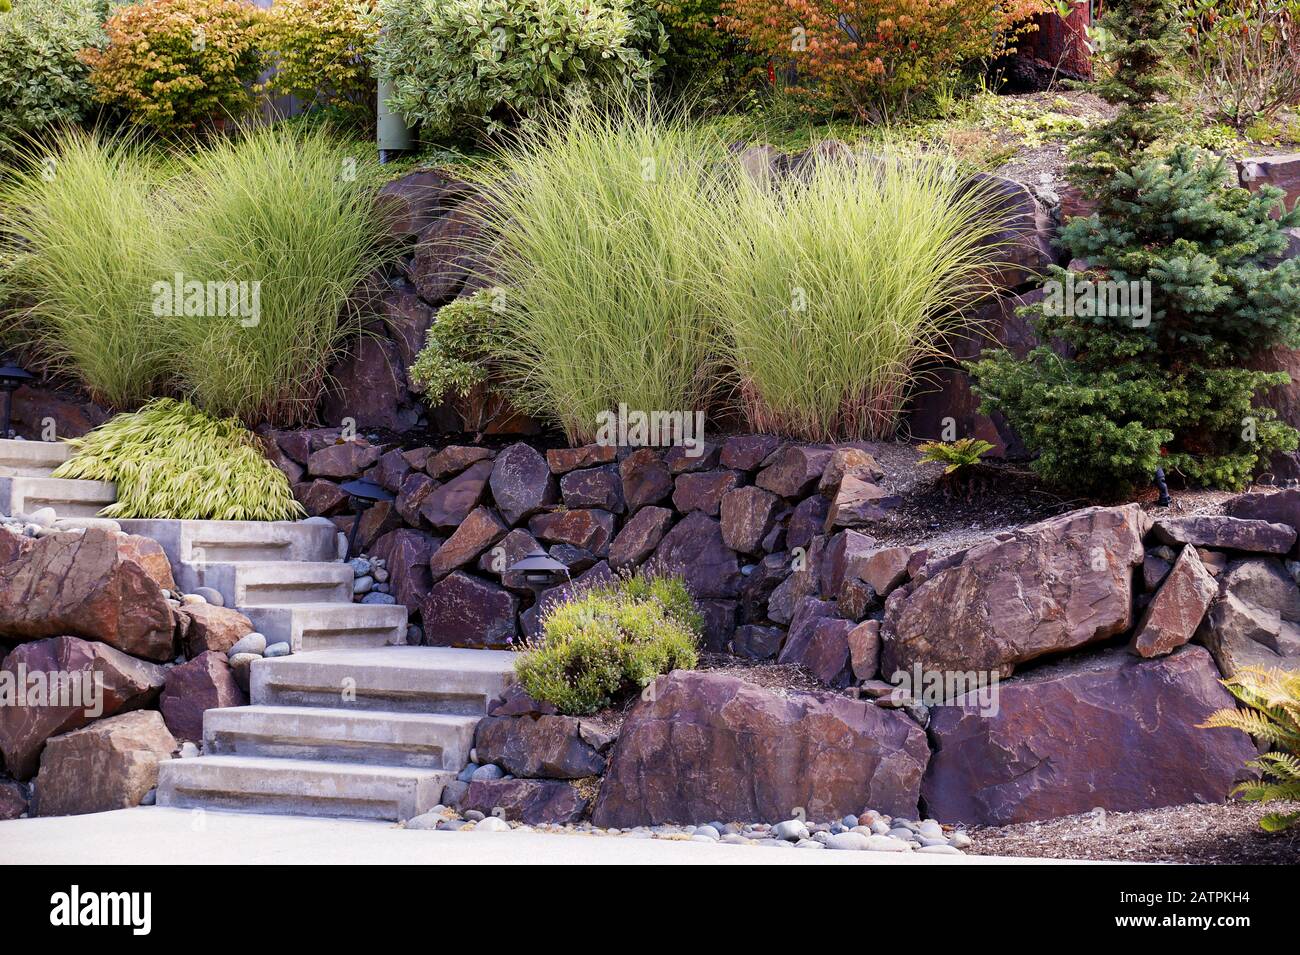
[968,801,1300,865]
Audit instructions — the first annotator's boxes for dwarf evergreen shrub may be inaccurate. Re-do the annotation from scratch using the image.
[969,0,1300,496]
[514,575,701,715]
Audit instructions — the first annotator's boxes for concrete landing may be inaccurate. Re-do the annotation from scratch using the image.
[0,808,1077,865]
[0,438,71,477]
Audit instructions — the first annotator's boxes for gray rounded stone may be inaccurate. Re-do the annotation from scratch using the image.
[264,642,291,658]
[192,586,224,607]
[360,592,396,605]
[227,632,267,658]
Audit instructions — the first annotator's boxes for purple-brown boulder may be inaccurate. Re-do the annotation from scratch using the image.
[459,778,589,824]
[720,485,781,554]
[420,459,493,531]
[560,464,624,513]
[0,636,165,779]
[1152,515,1296,555]
[592,670,929,826]
[32,710,177,817]
[490,442,557,525]
[619,448,673,512]
[528,509,616,557]
[474,715,612,779]
[421,572,518,647]
[882,505,1149,684]
[922,646,1257,825]
[159,651,247,744]
[0,529,176,661]
[755,445,832,498]
[427,506,508,582]
[1129,546,1217,658]
[608,506,673,570]
[643,512,742,599]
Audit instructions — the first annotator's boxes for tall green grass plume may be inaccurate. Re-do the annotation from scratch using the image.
[54,398,306,521]
[459,99,729,444]
[0,129,174,408]
[171,122,398,426]
[708,152,1006,441]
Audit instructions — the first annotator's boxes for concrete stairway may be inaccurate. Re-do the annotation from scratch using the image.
[0,438,116,518]
[0,437,519,822]
[118,518,408,652]
[157,647,518,820]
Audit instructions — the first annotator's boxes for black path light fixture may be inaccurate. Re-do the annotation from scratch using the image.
[0,359,33,439]
[508,549,571,609]
[339,478,395,559]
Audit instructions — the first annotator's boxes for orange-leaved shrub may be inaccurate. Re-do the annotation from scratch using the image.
[81,0,264,134]
[721,0,1046,113]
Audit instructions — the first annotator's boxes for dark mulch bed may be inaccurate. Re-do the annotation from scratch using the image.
[969,802,1300,865]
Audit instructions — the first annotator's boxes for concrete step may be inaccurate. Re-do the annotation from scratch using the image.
[156,754,454,821]
[174,561,353,608]
[0,438,71,478]
[242,602,407,652]
[116,518,339,565]
[203,705,479,769]
[0,475,116,519]
[252,646,517,715]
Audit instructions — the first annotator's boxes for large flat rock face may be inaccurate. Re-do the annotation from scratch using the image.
[1196,557,1300,676]
[0,528,176,661]
[922,646,1256,826]
[882,505,1149,684]
[591,670,929,827]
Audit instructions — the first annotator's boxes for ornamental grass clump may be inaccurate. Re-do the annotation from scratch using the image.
[514,575,701,715]
[1201,666,1300,833]
[0,129,174,409]
[460,100,729,444]
[707,153,1007,441]
[53,398,306,520]
[171,122,398,426]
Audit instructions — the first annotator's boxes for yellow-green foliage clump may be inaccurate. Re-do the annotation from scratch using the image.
[1201,666,1300,833]
[54,398,306,521]
[515,575,702,716]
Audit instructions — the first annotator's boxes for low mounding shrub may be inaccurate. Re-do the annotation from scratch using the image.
[374,0,667,139]
[721,0,1044,114]
[82,0,264,133]
[0,0,105,150]
[257,0,379,124]
[171,123,398,426]
[655,0,753,101]
[461,101,727,443]
[709,154,1006,441]
[408,289,517,431]
[1,129,173,409]
[1201,666,1300,833]
[514,575,701,715]
[54,398,306,520]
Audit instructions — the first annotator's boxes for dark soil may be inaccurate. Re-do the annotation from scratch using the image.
[969,801,1300,865]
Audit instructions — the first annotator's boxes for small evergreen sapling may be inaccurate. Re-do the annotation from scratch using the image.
[969,0,1300,496]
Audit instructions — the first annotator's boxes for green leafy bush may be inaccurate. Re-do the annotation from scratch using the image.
[171,123,399,426]
[408,289,501,406]
[374,0,667,139]
[54,398,306,520]
[514,575,701,715]
[654,0,753,102]
[257,0,379,125]
[1201,666,1300,833]
[969,0,1300,496]
[1,129,173,409]
[82,0,265,133]
[0,0,105,150]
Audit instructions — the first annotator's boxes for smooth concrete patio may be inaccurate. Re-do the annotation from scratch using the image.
[0,807,1091,865]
